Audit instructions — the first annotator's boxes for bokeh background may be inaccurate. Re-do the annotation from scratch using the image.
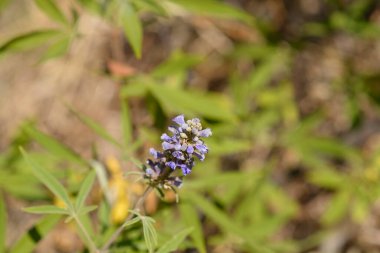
[1,0,380,252]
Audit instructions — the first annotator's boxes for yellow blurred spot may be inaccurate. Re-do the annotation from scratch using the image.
[106,156,130,224]
[54,197,67,209]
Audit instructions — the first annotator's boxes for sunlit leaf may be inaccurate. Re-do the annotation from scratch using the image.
[40,35,70,61]
[185,192,273,253]
[149,84,235,122]
[180,203,206,253]
[322,190,350,226]
[121,99,133,147]
[78,205,98,216]
[120,2,142,58]
[23,205,69,215]
[69,107,122,148]
[35,0,69,25]
[75,170,96,212]
[0,30,60,56]
[168,0,254,24]
[20,148,73,210]
[22,124,85,165]
[156,227,193,253]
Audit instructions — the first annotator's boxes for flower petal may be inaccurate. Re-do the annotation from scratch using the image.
[173,115,185,125]
[199,128,212,137]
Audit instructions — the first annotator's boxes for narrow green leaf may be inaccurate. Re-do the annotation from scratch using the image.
[0,30,60,56]
[40,35,70,61]
[142,218,157,253]
[35,0,69,25]
[131,0,168,16]
[122,216,140,228]
[168,0,254,24]
[185,192,273,253]
[0,194,6,252]
[91,160,111,203]
[156,227,193,253]
[120,2,142,58]
[22,124,85,165]
[23,205,69,215]
[78,205,98,216]
[9,215,61,253]
[152,52,202,78]
[69,107,122,148]
[207,138,251,155]
[149,84,235,122]
[20,148,73,210]
[180,204,206,253]
[121,99,133,147]
[75,171,96,212]
[322,190,350,226]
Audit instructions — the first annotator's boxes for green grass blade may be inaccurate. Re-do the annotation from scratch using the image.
[34,0,69,25]
[121,99,133,147]
[156,227,193,253]
[168,0,254,24]
[9,215,61,253]
[78,205,98,216]
[22,124,85,165]
[40,35,70,61]
[0,194,6,252]
[185,192,274,253]
[120,2,143,58]
[0,30,60,56]
[179,203,206,253]
[20,148,73,210]
[23,205,69,215]
[75,170,96,212]
[69,107,122,148]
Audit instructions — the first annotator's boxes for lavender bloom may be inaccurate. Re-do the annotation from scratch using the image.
[143,115,212,189]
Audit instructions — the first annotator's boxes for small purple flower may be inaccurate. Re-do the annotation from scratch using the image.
[144,115,211,189]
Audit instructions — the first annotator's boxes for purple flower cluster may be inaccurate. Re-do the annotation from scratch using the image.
[144,115,212,189]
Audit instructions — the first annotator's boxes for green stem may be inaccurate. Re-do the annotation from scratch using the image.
[100,186,152,252]
[73,214,99,253]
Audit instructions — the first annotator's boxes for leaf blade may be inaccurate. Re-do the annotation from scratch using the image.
[23,205,69,215]
[120,2,143,58]
[0,30,60,56]
[156,227,194,253]
[20,148,73,210]
[75,170,96,212]
[34,0,69,25]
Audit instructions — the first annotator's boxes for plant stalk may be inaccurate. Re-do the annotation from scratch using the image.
[100,186,152,252]
[74,214,99,253]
